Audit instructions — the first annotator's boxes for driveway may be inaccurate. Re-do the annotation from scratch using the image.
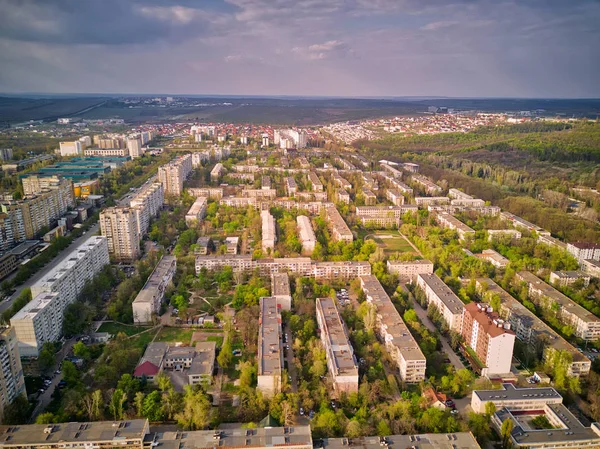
[283,326,298,393]
[410,296,465,371]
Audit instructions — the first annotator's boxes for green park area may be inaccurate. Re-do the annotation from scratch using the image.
[369,230,416,255]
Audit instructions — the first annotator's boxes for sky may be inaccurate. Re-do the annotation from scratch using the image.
[0,0,599,98]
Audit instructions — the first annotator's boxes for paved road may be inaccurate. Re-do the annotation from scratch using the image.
[284,326,298,393]
[410,296,466,371]
[30,338,77,421]
[0,223,100,314]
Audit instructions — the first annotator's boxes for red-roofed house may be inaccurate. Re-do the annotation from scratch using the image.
[133,361,161,380]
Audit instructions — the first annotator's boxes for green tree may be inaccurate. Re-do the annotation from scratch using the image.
[218,339,233,369]
[501,418,514,449]
[109,389,127,421]
[35,413,56,424]
[175,385,212,430]
[73,341,92,361]
[38,342,56,373]
[142,391,164,421]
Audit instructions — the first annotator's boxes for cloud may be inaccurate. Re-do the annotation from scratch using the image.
[0,0,599,97]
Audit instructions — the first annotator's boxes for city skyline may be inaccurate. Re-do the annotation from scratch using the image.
[0,0,599,98]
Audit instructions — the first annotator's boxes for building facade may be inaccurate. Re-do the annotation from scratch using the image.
[100,207,141,263]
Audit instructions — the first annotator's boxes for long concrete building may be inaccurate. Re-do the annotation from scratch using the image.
[158,154,192,196]
[416,273,465,333]
[355,205,418,228]
[271,273,292,311]
[476,278,591,377]
[129,181,164,237]
[387,259,434,282]
[257,297,283,398]
[12,236,110,356]
[185,197,208,226]
[360,275,426,382]
[296,215,317,254]
[436,212,476,240]
[132,256,177,324]
[261,210,276,253]
[325,205,353,243]
[516,271,600,341]
[316,297,359,395]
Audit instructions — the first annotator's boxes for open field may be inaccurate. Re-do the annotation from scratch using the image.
[154,327,194,345]
[369,230,415,254]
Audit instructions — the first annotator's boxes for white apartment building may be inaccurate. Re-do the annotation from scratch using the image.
[337,189,350,204]
[296,215,316,255]
[257,297,283,398]
[210,163,226,182]
[158,155,192,196]
[386,189,404,206]
[13,237,109,356]
[84,148,129,157]
[582,259,600,279]
[516,271,600,341]
[312,261,371,280]
[387,259,434,282]
[411,175,443,195]
[436,212,475,240]
[360,275,426,382]
[355,205,418,228]
[100,207,141,263]
[448,188,472,200]
[185,197,208,227]
[271,273,292,311]
[59,141,83,157]
[129,182,164,237]
[476,278,591,377]
[132,256,176,324]
[472,383,562,414]
[568,242,600,264]
[549,271,591,288]
[325,205,353,243]
[416,273,465,333]
[285,177,298,196]
[462,302,515,376]
[195,255,254,273]
[316,297,359,395]
[488,229,522,242]
[188,187,223,200]
[477,249,509,268]
[191,151,210,167]
[362,189,377,205]
[0,326,26,412]
[415,197,450,207]
[537,234,567,250]
[274,129,307,149]
[127,137,143,158]
[308,172,323,191]
[332,174,352,190]
[261,210,276,254]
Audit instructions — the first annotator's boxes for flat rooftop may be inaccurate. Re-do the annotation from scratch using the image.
[0,420,149,447]
[417,274,465,316]
[388,259,433,266]
[258,297,283,376]
[322,433,480,449]
[325,205,352,236]
[271,273,291,298]
[474,383,561,403]
[133,256,176,305]
[360,275,425,362]
[475,278,590,364]
[156,425,312,449]
[11,291,59,321]
[316,298,359,376]
[517,271,600,324]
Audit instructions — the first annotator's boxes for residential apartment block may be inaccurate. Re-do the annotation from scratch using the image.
[516,271,600,341]
[13,237,109,356]
[436,212,475,240]
[158,154,192,196]
[362,189,377,205]
[325,205,353,243]
[416,274,465,332]
[549,271,591,288]
[129,181,164,237]
[411,175,443,195]
[132,256,176,324]
[476,249,509,268]
[59,141,83,157]
[271,273,292,311]
[387,259,434,282]
[257,297,283,398]
[355,205,417,228]
[261,210,276,253]
[0,327,25,414]
[316,297,359,395]
[488,229,522,242]
[415,197,450,207]
[360,275,426,382]
[583,259,600,279]
[500,212,550,236]
[308,172,323,191]
[296,215,316,254]
[188,187,223,200]
[210,163,226,182]
[185,197,208,226]
[100,207,141,263]
[475,278,590,377]
[386,189,404,206]
[462,302,515,376]
[568,242,600,264]
[285,177,298,196]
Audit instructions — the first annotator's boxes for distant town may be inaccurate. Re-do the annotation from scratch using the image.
[0,103,597,449]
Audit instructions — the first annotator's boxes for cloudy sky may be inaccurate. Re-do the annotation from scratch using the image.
[0,0,598,97]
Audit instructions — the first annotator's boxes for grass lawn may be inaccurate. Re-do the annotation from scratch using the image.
[206,336,224,347]
[129,329,158,351]
[155,327,194,345]
[97,322,150,337]
[370,231,415,254]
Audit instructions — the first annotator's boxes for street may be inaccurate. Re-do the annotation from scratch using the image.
[0,223,100,314]
[410,295,466,371]
[29,337,77,422]
[283,326,298,393]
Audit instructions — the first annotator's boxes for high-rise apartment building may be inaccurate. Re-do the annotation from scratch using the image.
[99,207,140,263]
[59,141,82,157]
[158,155,192,196]
[461,302,515,376]
[0,326,26,416]
[127,137,143,158]
[12,236,109,356]
[0,148,13,161]
[316,297,359,395]
[129,182,164,237]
